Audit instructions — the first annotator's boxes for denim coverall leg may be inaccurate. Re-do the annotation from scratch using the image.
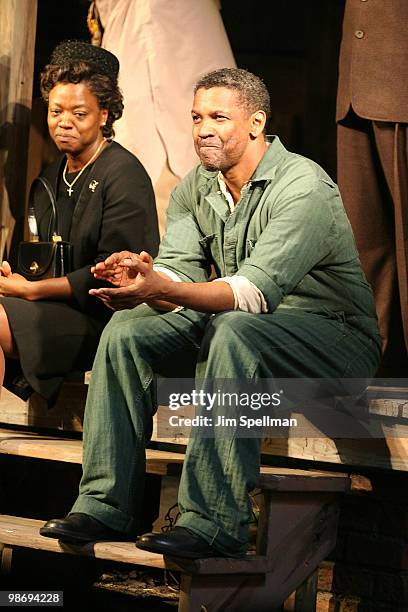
[71,303,380,556]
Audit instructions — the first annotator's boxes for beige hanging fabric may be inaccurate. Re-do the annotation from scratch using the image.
[95,0,236,188]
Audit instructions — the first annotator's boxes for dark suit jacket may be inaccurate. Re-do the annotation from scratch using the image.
[33,141,160,320]
[337,0,408,123]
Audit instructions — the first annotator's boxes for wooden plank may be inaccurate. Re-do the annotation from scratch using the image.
[0,429,83,463]
[178,573,268,612]
[152,405,194,444]
[295,569,318,612]
[155,404,405,443]
[258,468,350,493]
[0,386,85,432]
[0,429,184,476]
[164,554,267,576]
[0,0,38,260]
[350,474,372,493]
[0,515,268,575]
[263,436,408,472]
[256,491,340,607]
[0,429,355,487]
[3,384,408,472]
[153,399,408,473]
[0,515,170,569]
[178,494,342,609]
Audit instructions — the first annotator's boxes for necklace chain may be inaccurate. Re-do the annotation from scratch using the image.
[62,139,106,197]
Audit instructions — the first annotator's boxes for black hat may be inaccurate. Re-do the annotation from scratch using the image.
[50,40,119,81]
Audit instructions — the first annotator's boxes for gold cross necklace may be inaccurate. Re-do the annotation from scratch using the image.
[62,138,106,197]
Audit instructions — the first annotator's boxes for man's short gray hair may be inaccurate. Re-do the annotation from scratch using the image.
[194,68,271,125]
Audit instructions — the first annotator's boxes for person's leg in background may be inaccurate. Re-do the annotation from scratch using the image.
[337,110,408,373]
[373,121,408,369]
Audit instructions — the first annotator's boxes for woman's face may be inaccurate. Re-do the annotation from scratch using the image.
[47,82,108,156]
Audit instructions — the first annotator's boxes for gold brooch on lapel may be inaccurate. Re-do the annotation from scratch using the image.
[89,180,99,192]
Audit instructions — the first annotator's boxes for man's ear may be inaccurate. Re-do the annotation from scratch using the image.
[249,110,266,138]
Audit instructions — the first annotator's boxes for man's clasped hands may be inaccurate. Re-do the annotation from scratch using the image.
[90,251,169,311]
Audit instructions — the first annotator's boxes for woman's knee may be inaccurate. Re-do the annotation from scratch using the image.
[0,305,15,355]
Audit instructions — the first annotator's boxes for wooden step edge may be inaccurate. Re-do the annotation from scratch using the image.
[0,515,267,575]
[0,429,366,487]
[257,474,350,493]
[0,430,184,476]
[0,515,169,569]
[258,467,351,492]
[0,430,82,463]
[164,553,267,575]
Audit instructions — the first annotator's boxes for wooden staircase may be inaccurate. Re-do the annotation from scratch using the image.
[0,426,352,611]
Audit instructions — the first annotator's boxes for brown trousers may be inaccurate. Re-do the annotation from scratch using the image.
[337,110,408,371]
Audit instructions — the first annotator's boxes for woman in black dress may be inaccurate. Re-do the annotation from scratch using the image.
[0,41,159,401]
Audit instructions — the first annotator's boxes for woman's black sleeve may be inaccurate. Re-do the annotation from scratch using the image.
[67,157,160,311]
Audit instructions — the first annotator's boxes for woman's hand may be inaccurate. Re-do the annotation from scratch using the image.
[0,261,12,278]
[0,272,33,299]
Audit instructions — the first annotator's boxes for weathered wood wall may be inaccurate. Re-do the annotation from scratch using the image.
[0,0,38,262]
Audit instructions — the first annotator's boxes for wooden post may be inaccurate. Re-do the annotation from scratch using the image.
[0,0,38,262]
[295,568,318,611]
[0,543,13,577]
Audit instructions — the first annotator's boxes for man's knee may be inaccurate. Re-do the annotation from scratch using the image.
[197,311,259,377]
[207,311,253,344]
[202,311,255,358]
[100,305,158,355]
[107,304,159,328]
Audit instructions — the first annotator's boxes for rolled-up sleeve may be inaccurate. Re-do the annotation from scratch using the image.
[214,276,268,313]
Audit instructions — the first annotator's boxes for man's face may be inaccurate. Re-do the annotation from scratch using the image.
[47,82,108,156]
[192,87,253,173]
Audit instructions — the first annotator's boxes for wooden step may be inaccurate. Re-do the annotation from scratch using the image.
[259,466,350,492]
[0,514,171,569]
[0,514,314,611]
[3,383,408,473]
[0,428,353,487]
[0,429,184,476]
[0,466,353,610]
[0,386,86,432]
[0,515,268,575]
